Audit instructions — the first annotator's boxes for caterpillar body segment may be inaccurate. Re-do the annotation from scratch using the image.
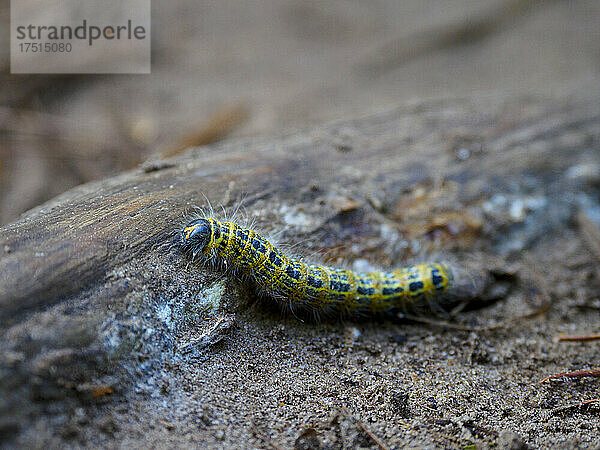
[181,217,454,316]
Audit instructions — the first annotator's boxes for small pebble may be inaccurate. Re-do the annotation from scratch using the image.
[457,148,471,160]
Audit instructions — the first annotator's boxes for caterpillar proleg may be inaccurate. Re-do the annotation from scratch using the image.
[181,217,457,318]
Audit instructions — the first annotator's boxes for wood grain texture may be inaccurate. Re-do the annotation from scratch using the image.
[2,97,596,317]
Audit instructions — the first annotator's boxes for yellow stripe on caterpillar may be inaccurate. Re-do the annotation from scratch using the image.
[181,217,454,316]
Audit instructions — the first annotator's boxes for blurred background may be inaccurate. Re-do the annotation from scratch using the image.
[0,0,598,225]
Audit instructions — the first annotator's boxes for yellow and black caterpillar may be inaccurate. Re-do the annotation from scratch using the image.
[181,217,455,317]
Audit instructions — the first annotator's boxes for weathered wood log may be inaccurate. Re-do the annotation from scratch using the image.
[1,96,599,448]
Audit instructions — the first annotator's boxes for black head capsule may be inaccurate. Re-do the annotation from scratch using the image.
[181,218,213,253]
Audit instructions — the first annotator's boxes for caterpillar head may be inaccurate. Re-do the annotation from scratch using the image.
[181,218,213,254]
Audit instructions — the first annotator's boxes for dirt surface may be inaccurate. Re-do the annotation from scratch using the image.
[1,95,600,448]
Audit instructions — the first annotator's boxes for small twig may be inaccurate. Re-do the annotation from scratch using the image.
[159,420,176,430]
[340,407,390,450]
[540,368,600,384]
[554,334,600,342]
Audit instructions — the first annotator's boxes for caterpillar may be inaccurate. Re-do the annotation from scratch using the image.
[180,216,457,318]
